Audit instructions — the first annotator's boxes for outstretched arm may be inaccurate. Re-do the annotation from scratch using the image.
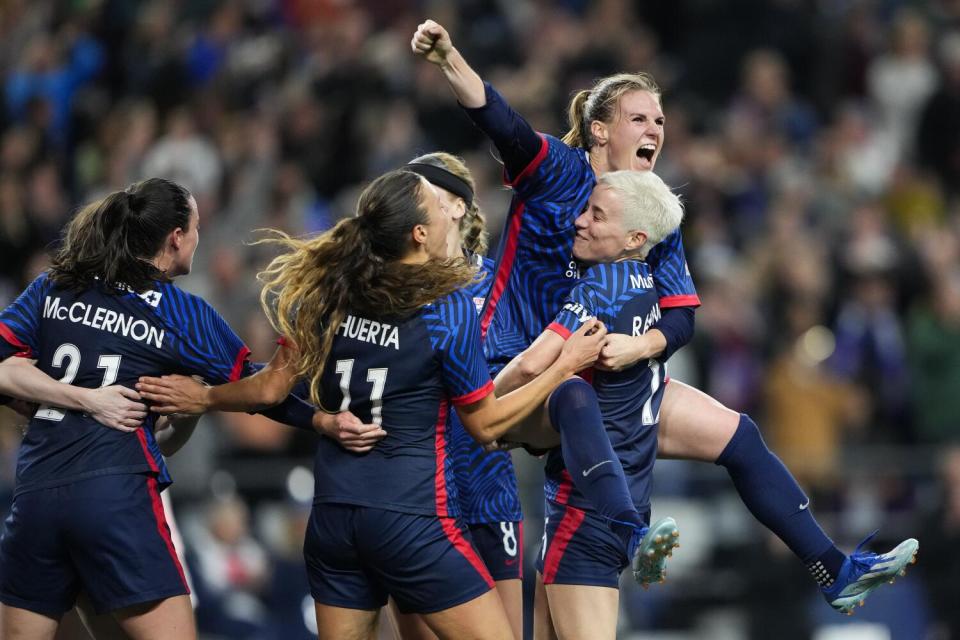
[137,343,299,414]
[0,356,146,431]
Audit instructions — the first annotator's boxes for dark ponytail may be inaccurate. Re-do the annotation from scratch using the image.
[49,178,193,293]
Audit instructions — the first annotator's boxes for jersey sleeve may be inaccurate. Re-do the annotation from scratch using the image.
[163,290,252,385]
[645,229,701,308]
[507,135,594,215]
[0,273,50,359]
[547,281,599,340]
[429,292,495,406]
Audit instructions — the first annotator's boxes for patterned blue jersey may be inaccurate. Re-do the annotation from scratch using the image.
[449,256,522,523]
[0,274,252,496]
[481,134,700,370]
[543,261,666,513]
[312,289,494,517]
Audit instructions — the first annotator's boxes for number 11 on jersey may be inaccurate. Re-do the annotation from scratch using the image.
[334,359,388,426]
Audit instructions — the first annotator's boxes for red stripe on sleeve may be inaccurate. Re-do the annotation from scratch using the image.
[546,322,572,340]
[659,294,701,309]
[0,322,32,357]
[504,134,549,188]
[451,380,495,406]
[229,346,252,382]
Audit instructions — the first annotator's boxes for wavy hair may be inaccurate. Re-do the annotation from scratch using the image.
[256,170,477,405]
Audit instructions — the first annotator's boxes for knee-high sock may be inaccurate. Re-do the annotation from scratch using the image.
[548,377,644,539]
[716,414,845,585]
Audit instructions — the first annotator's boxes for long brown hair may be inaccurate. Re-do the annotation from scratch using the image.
[49,178,193,293]
[257,169,477,405]
[561,72,661,149]
[408,152,489,255]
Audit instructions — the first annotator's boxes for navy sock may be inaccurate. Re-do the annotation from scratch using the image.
[548,378,643,544]
[716,414,844,585]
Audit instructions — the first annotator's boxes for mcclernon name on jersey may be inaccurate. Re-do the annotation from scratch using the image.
[42,296,165,349]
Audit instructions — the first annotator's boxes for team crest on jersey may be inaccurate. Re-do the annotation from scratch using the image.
[138,290,163,307]
[473,297,486,313]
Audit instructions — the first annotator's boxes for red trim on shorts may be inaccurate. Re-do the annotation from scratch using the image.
[546,322,572,340]
[145,476,190,592]
[135,429,160,474]
[452,380,495,406]
[518,521,524,576]
[441,518,495,588]
[229,346,252,381]
[554,470,574,505]
[542,505,586,584]
[434,400,451,516]
[480,201,524,339]
[659,294,701,309]
[0,322,32,357]
[504,134,549,188]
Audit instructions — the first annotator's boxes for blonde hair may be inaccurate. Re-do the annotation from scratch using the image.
[409,151,489,255]
[562,72,661,149]
[256,170,477,406]
[598,170,683,259]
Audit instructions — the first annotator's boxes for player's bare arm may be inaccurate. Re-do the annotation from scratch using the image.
[0,355,146,432]
[411,19,486,108]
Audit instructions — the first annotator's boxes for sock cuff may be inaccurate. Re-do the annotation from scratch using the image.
[547,376,594,433]
[715,413,759,466]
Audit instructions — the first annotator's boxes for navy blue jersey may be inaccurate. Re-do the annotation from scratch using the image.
[543,261,666,513]
[0,274,252,496]
[448,256,522,523]
[312,289,494,517]
[480,134,700,372]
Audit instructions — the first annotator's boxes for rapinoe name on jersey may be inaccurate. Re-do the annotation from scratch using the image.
[43,296,165,349]
[337,314,400,350]
[633,304,661,336]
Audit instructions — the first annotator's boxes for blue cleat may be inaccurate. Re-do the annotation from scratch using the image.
[630,517,680,588]
[822,533,919,615]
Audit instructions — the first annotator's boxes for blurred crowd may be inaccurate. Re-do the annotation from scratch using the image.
[1,0,959,638]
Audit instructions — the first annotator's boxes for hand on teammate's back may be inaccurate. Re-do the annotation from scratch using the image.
[136,374,210,415]
[559,318,608,373]
[312,410,387,453]
[86,385,148,432]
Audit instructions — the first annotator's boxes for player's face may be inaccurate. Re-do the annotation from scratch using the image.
[171,197,200,277]
[418,179,453,260]
[572,185,631,263]
[436,185,466,258]
[602,90,664,172]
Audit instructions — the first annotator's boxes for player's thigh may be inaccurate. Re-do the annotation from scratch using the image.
[494,579,522,640]
[504,402,558,449]
[74,592,129,639]
[533,573,558,640]
[110,595,194,640]
[386,599,437,640]
[419,588,513,640]
[314,603,380,640]
[0,603,60,640]
[544,583,618,640]
[657,379,740,461]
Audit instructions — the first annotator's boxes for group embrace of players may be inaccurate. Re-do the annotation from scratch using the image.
[0,19,919,640]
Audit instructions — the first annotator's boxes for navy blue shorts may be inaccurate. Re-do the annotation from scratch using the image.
[467,521,523,581]
[304,504,494,614]
[534,499,649,588]
[0,473,189,615]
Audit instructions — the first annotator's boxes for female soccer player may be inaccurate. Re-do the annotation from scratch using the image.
[0,178,239,640]
[495,170,682,639]
[412,18,918,617]
[135,168,605,640]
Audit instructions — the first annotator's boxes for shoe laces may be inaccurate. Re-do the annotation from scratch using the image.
[848,530,882,570]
